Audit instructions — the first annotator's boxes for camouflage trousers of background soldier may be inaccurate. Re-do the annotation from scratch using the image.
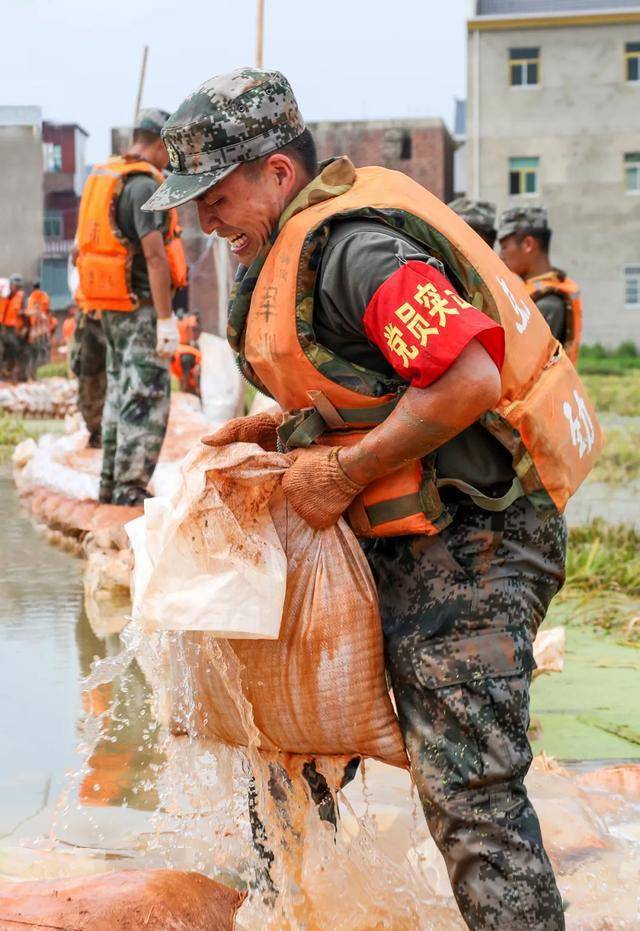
[70,312,107,447]
[251,496,567,931]
[100,304,170,507]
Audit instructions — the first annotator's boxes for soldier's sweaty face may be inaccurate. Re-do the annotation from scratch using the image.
[196,155,298,265]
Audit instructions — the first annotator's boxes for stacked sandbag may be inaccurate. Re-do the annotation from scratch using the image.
[0,376,78,418]
[0,869,245,930]
[130,443,408,769]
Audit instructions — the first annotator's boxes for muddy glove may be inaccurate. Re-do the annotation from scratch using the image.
[156,315,180,358]
[202,412,283,452]
[282,446,365,529]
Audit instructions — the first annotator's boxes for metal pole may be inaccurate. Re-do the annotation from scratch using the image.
[256,0,265,68]
[131,45,149,143]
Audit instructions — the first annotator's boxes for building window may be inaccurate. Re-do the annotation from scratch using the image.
[509,47,539,87]
[625,41,640,82]
[44,142,63,173]
[509,157,539,195]
[625,266,640,307]
[44,211,63,238]
[625,153,640,193]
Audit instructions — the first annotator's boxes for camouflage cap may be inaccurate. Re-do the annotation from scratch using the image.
[448,197,496,233]
[142,67,305,212]
[134,107,170,137]
[497,205,549,240]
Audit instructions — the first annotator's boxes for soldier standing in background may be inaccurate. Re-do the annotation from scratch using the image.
[2,274,26,382]
[75,108,187,503]
[448,198,497,248]
[69,310,107,448]
[498,207,582,362]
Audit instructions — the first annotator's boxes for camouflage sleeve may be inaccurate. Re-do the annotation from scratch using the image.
[535,292,566,342]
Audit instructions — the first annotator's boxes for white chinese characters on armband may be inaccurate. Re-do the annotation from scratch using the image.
[563,390,595,459]
[497,276,531,334]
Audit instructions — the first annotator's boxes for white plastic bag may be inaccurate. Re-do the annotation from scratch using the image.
[127,442,287,638]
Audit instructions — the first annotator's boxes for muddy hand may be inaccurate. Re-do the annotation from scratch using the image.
[282,446,364,529]
[202,412,283,451]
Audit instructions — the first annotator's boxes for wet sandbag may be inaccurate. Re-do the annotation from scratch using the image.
[165,443,407,768]
[0,869,245,930]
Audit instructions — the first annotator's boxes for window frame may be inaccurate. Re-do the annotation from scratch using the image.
[624,265,640,309]
[43,211,64,238]
[624,41,640,84]
[624,153,640,194]
[509,47,540,88]
[509,156,540,197]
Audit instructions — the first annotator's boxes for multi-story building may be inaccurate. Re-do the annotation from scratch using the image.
[466,0,640,345]
[308,118,455,203]
[41,121,89,310]
[0,107,44,282]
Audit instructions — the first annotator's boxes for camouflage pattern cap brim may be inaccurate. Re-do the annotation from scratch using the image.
[142,67,305,212]
[141,162,239,211]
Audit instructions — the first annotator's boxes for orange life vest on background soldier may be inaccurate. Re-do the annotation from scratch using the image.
[3,288,25,329]
[25,287,51,345]
[525,270,582,365]
[240,166,603,538]
[76,156,187,312]
[171,343,202,395]
[498,206,582,363]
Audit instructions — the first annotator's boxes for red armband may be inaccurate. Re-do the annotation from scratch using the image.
[363,260,505,388]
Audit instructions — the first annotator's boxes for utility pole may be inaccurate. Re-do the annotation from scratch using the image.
[131,45,149,143]
[256,0,265,68]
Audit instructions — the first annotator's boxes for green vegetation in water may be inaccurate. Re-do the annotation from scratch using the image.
[36,362,69,379]
[590,426,640,484]
[553,520,640,644]
[0,412,29,448]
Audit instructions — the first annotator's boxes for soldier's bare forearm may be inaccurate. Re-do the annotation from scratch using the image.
[338,340,501,486]
[147,254,173,320]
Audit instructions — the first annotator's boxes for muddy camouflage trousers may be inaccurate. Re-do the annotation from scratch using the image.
[364,496,567,931]
[100,305,170,506]
[70,313,107,446]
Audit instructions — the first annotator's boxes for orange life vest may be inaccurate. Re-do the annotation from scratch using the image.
[525,270,582,365]
[25,290,51,344]
[171,343,201,393]
[178,314,198,345]
[243,167,603,538]
[0,297,8,326]
[76,157,188,312]
[62,315,76,343]
[3,290,25,329]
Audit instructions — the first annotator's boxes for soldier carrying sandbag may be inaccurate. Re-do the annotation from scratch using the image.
[144,68,604,931]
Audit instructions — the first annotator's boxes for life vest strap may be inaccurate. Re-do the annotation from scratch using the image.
[436,476,524,512]
[279,395,402,449]
[365,492,424,528]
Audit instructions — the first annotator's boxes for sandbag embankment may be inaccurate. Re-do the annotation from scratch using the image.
[0,377,78,418]
[0,869,245,930]
[130,443,408,769]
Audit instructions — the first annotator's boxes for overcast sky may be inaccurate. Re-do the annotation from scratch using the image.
[2,0,470,163]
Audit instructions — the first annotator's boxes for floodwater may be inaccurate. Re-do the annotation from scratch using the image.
[1,462,640,928]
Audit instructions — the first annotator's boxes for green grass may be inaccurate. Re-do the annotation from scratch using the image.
[578,341,640,375]
[0,412,29,447]
[581,371,640,416]
[591,426,640,483]
[36,362,69,379]
[553,521,640,643]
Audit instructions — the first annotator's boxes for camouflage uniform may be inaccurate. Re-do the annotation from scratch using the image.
[100,304,170,506]
[363,497,566,930]
[449,197,497,248]
[145,69,567,931]
[70,312,107,447]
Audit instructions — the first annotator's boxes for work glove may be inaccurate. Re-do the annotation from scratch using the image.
[156,315,180,358]
[282,445,365,530]
[202,411,283,452]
